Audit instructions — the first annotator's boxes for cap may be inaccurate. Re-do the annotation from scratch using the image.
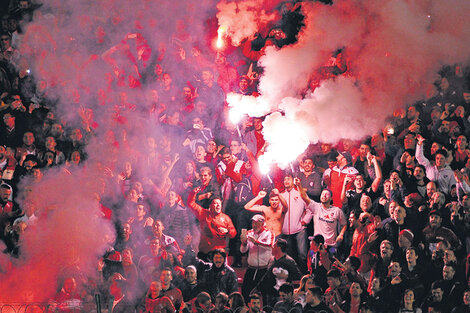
[251,214,265,223]
[429,209,441,217]
[340,151,353,165]
[399,229,414,243]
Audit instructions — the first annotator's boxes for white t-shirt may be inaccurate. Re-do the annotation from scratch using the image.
[307,201,346,246]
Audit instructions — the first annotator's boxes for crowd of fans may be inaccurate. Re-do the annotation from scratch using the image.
[1,0,470,313]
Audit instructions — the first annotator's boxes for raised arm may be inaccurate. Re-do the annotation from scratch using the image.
[244,190,267,212]
[369,153,383,193]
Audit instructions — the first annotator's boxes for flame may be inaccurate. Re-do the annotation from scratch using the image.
[216,26,226,49]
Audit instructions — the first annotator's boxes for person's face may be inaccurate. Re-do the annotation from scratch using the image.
[283,176,293,189]
[24,160,35,171]
[183,87,192,101]
[150,281,162,297]
[388,262,401,277]
[195,145,206,161]
[394,206,406,223]
[413,166,425,180]
[303,159,314,172]
[192,117,204,129]
[407,107,418,120]
[350,282,362,297]
[222,153,232,165]
[202,71,213,85]
[200,170,212,185]
[0,187,11,202]
[168,191,177,206]
[327,277,339,288]
[160,270,172,285]
[45,137,56,151]
[398,234,411,249]
[136,204,146,218]
[380,242,393,259]
[132,182,143,194]
[123,223,132,237]
[50,123,63,137]
[71,128,83,142]
[305,290,315,304]
[371,278,380,292]
[184,162,195,175]
[327,160,337,169]
[359,144,370,158]
[213,253,225,268]
[127,189,138,202]
[153,221,164,237]
[3,113,15,128]
[429,214,441,228]
[320,190,332,204]
[427,182,437,198]
[154,64,163,76]
[440,77,449,91]
[406,249,418,264]
[230,141,241,155]
[435,153,446,168]
[463,291,470,305]
[252,219,263,231]
[443,249,456,264]
[306,278,315,289]
[463,92,470,104]
[253,118,263,131]
[0,146,5,159]
[207,140,217,153]
[404,290,414,303]
[384,181,391,195]
[185,268,197,284]
[248,299,261,312]
[0,35,11,50]
[360,195,372,212]
[71,151,81,163]
[354,175,365,190]
[210,199,222,214]
[163,73,172,87]
[269,195,280,209]
[457,135,467,150]
[442,265,455,281]
[63,278,77,294]
[239,78,249,91]
[403,134,416,149]
[167,112,180,126]
[432,288,443,302]
[349,213,358,228]
[336,153,347,166]
[150,240,160,256]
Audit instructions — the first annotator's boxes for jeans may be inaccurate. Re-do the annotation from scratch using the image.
[279,229,307,273]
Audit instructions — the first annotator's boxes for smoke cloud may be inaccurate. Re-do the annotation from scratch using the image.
[227,0,470,167]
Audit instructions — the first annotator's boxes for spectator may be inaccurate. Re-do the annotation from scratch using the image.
[272,283,302,313]
[303,286,334,313]
[244,189,286,237]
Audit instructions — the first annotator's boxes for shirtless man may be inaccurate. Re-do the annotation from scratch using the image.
[244,189,287,237]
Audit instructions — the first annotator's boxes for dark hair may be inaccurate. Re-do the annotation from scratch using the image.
[211,248,227,260]
[279,283,294,294]
[312,234,324,245]
[327,269,341,279]
[275,238,287,252]
[228,292,245,310]
[348,256,361,271]
[219,147,231,156]
[307,287,323,299]
[247,293,261,303]
[215,292,229,305]
[435,149,448,158]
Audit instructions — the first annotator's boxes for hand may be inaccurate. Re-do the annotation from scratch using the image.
[272,188,280,195]
[247,235,256,243]
[258,190,267,198]
[173,153,180,163]
[335,234,344,244]
[368,231,378,244]
[400,151,410,163]
[391,275,402,285]
[218,227,228,235]
[344,176,353,185]
[416,134,425,145]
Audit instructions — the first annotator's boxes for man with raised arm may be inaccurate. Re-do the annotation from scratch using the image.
[244,189,287,237]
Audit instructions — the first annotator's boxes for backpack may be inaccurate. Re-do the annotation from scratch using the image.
[234,177,254,205]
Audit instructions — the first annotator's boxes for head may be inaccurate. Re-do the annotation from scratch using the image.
[431,283,444,302]
[387,260,402,278]
[152,220,164,237]
[247,294,261,313]
[149,239,160,256]
[212,249,226,268]
[326,269,341,288]
[201,68,214,86]
[380,240,393,259]
[393,206,407,224]
[427,182,437,199]
[406,247,418,265]
[398,229,413,249]
[429,211,442,228]
[278,283,294,302]
[403,289,415,305]
[200,167,212,186]
[251,215,265,232]
[359,194,372,212]
[149,280,162,298]
[268,191,280,209]
[160,268,173,286]
[229,139,242,155]
[185,265,197,284]
[350,282,363,298]
[273,238,287,256]
[209,198,222,214]
[302,157,314,173]
[442,263,456,281]
[354,175,366,190]
[305,287,322,305]
[435,150,447,169]
[0,184,11,202]
[283,173,294,190]
[215,293,229,310]
[3,112,15,128]
[320,189,332,205]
